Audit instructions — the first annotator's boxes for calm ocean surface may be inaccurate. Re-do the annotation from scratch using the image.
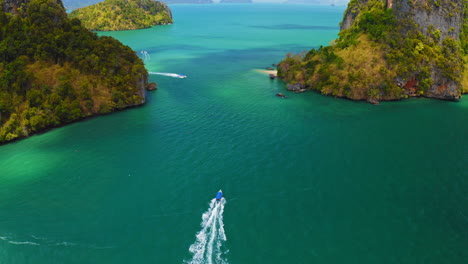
[1,4,467,264]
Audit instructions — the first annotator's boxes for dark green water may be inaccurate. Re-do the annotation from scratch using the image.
[1,4,467,264]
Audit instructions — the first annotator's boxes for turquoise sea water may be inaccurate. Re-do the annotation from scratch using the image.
[1,4,468,264]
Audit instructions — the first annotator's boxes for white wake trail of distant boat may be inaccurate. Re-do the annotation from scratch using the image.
[141,50,150,62]
[141,51,187,78]
[185,198,228,264]
[149,72,187,78]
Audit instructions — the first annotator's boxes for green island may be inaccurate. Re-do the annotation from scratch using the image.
[278,0,468,103]
[69,0,173,31]
[0,0,148,144]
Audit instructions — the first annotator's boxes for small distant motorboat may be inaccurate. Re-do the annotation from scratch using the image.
[215,190,223,201]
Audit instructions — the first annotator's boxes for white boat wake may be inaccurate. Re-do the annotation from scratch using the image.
[0,235,39,246]
[185,198,228,264]
[141,50,151,62]
[149,72,187,79]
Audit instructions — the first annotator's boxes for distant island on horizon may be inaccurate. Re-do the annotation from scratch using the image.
[63,0,349,10]
[62,0,103,10]
[219,0,252,3]
[163,0,212,4]
[285,0,349,5]
[63,0,214,10]
[69,0,173,31]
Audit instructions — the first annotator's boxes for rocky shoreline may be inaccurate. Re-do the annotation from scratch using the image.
[276,0,466,104]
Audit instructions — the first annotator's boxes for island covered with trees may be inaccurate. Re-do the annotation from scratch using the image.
[69,0,173,31]
[278,0,468,104]
[0,0,149,144]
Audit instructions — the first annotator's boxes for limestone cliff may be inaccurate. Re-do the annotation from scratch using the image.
[340,0,370,30]
[279,0,468,103]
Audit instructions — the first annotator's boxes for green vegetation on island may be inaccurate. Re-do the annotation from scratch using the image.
[0,0,148,144]
[69,0,173,31]
[278,0,468,103]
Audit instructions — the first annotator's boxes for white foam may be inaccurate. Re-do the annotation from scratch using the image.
[7,241,39,246]
[186,198,228,264]
[0,235,39,246]
[149,72,187,78]
[1,234,81,248]
[55,242,77,247]
[141,50,151,62]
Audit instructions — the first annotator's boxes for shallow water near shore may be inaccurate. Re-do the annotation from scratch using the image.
[1,4,468,264]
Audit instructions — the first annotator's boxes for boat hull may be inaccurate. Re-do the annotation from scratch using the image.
[215,190,223,201]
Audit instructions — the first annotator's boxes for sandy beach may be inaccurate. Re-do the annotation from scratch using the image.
[255,69,278,76]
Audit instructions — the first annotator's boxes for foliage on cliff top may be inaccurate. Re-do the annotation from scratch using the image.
[69,0,172,31]
[461,0,468,93]
[0,0,147,144]
[278,0,465,101]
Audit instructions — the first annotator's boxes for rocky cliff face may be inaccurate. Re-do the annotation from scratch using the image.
[280,0,466,102]
[342,1,463,39]
[340,0,370,30]
[138,0,173,21]
[395,1,463,40]
[393,0,463,100]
